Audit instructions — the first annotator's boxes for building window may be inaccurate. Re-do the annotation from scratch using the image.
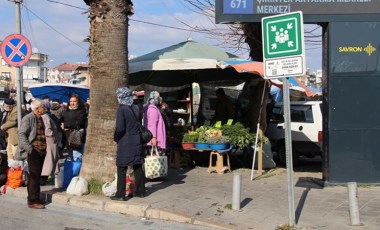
[1,72,10,80]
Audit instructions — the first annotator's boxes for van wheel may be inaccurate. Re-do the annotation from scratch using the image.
[277,144,299,166]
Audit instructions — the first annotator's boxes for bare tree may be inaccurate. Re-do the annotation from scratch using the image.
[81,0,134,182]
[183,1,322,133]
[184,0,321,61]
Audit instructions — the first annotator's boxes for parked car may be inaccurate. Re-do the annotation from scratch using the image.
[266,101,323,165]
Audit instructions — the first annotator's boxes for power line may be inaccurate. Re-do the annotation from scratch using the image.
[130,19,210,35]
[43,0,322,52]
[46,0,87,10]
[44,0,215,36]
[21,3,87,51]
[22,0,39,52]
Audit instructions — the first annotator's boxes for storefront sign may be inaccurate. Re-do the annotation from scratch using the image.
[216,0,380,23]
[330,22,380,74]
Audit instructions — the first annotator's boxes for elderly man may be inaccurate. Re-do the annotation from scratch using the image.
[1,98,18,160]
[16,99,47,209]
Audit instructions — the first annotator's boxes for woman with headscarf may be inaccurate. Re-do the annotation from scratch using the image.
[144,91,166,151]
[112,87,145,201]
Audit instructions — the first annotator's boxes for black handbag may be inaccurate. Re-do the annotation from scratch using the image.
[131,106,153,144]
[68,129,85,149]
[139,125,153,144]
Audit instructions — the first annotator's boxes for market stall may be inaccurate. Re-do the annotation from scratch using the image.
[129,40,272,173]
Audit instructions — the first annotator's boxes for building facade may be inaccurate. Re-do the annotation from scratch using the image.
[48,62,89,86]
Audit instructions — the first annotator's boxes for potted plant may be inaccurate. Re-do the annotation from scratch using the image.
[181,132,198,149]
[206,135,231,150]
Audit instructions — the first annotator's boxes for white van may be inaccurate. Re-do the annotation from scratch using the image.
[266,101,323,165]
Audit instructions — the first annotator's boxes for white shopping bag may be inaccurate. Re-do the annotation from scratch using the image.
[66,176,89,196]
[102,173,117,197]
[144,146,168,179]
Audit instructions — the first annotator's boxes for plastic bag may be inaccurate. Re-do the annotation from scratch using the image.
[126,174,135,196]
[102,182,117,197]
[55,168,64,189]
[63,160,82,189]
[144,146,168,179]
[66,176,88,196]
[6,166,24,189]
[102,173,117,197]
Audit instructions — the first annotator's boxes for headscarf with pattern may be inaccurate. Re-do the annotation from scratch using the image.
[148,91,160,105]
[116,87,134,106]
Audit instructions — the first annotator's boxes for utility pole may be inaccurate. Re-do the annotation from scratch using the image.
[15,0,23,130]
[44,54,48,82]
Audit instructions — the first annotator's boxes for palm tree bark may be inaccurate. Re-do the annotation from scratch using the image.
[81,0,134,181]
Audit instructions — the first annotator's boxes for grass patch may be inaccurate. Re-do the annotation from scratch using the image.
[358,184,375,188]
[275,224,300,230]
[224,203,232,209]
[87,178,103,195]
[254,173,275,180]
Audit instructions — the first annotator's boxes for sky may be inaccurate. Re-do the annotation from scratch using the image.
[0,0,322,72]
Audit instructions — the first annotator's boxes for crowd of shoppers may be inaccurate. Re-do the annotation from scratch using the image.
[0,94,89,209]
[1,87,171,206]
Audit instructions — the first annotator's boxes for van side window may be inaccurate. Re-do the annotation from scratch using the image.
[290,105,313,123]
[269,107,284,123]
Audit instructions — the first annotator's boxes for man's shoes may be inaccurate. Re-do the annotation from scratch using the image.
[37,199,46,205]
[110,196,127,201]
[28,203,45,209]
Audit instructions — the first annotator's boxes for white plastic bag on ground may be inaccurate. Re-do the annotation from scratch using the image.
[102,182,116,197]
[102,173,117,197]
[8,160,24,168]
[55,169,64,189]
[66,176,88,196]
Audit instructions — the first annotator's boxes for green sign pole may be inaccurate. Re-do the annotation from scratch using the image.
[262,12,306,227]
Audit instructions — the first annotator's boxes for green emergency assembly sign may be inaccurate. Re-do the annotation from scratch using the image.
[262,11,305,79]
[263,12,303,59]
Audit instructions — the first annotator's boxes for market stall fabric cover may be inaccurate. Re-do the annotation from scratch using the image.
[29,83,90,103]
[219,60,321,99]
[129,40,259,87]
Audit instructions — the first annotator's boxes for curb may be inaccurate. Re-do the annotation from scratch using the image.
[4,186,236,230]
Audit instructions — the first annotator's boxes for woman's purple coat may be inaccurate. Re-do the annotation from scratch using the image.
[144,104,166,149]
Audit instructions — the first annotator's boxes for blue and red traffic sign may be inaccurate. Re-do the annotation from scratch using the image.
[1,34,32,67]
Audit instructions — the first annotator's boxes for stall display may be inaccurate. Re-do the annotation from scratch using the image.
[173,98,191,126]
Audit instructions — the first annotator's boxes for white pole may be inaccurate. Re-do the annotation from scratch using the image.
[283,77,295,226]
[232,173,241,210]
[250,123,260,180]
[15,0,23,130]
[347,182,362,226]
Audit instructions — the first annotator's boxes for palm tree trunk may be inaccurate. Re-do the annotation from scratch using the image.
[81,0,134,181]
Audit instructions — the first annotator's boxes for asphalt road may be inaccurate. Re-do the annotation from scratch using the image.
[0,196,215,230]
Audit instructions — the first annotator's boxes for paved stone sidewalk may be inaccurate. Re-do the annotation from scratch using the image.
[3,166,380,230]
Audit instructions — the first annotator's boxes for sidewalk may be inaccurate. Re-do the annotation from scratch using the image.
[4,166,380,230]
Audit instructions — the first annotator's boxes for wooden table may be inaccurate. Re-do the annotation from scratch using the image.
[168,146,233,174]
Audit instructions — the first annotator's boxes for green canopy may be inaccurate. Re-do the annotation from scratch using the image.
[129,40,259,87]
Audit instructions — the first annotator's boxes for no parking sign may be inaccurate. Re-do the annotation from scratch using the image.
[1,34,32,67]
